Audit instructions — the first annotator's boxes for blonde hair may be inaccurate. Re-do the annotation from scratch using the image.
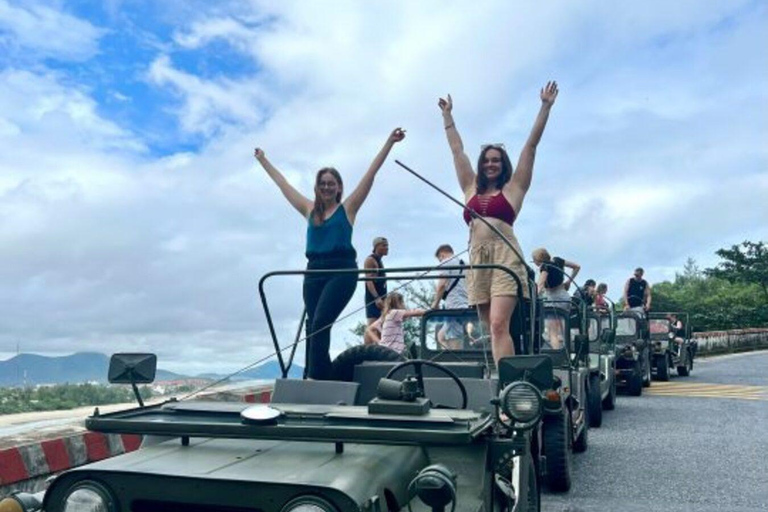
[531,247,551,264]
[381,292,405,320]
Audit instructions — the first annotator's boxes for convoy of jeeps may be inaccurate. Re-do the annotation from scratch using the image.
[1,264,696,512]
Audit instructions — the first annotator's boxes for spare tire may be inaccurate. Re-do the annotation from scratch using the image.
[331,344,403,382]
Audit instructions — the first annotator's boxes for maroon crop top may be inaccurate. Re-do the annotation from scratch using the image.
[463,193,517,225]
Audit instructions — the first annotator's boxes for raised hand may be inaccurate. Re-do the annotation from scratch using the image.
[540,81,558,106]
[253,147,265,161]
[388,127,406,144]
[438,94,453,113]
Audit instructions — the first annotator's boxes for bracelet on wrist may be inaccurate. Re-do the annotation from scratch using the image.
[444,123,455,130]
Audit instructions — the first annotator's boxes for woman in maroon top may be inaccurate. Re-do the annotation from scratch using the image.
[438,82,558,365]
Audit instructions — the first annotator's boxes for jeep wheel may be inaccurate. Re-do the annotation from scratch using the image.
[587,373,603,428]
[628,368,643,396]
[642,351,652,388]
[602,377,617,410]
[655,354,670,381]
[542,412,572,493]
[677,354,692,377]
[573,407,589,453]
[331,344,403,382]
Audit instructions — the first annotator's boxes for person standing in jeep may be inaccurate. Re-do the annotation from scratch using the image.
[431,244,469,349]
[623,267,652,313]
[364,237,389,328]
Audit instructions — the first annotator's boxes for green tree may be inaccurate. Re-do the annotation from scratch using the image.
[706,241,768,304]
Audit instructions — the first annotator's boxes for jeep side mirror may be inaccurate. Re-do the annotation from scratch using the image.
[108,353,157,407]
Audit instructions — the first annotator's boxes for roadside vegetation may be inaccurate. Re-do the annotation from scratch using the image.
[0,383,153,415]
[650,241,768,332]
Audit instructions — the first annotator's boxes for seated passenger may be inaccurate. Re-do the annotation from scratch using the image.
[594,282,609,312]
[365,292,425,354]
[668,313,685,355]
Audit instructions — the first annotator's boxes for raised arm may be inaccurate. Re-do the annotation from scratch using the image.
[344,128,406,223]
[254,149,313,217]
[563,259,581,291]
[438,95,475,194]
[509,81,559,205]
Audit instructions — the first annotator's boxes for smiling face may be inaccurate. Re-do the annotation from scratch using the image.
[481,148,503,182]
[476,146,512,194]
[315,168,342,205]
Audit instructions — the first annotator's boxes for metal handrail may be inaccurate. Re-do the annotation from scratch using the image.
[257,263,534,377]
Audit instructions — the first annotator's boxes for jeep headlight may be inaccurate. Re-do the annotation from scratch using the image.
[499,381,542,429]
[281,496,337,512]
[62,482,116,512]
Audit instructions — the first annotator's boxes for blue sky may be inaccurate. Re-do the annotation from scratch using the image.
[0,0,766,375]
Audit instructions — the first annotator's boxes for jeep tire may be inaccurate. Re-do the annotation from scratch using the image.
[628,367,643,396]
[542,412,572,493]
[677,353,692,377]
[642,350,652,388]
[331,344,403,382]
[655,354,670,381]
[587,373,603,428]
[602,377,617,410]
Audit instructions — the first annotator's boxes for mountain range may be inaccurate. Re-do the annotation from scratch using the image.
[0,352,303,387]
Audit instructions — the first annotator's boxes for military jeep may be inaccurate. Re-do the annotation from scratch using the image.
[614,311,652,396]
[580,309,617,428]
[648,312,695,380]
[537,300,590,493]
[1,264,550,512]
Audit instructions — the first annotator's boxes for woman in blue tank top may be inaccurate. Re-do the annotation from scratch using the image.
[254,128,406,379]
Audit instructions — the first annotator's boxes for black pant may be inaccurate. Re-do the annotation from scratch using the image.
[303,257,357,380]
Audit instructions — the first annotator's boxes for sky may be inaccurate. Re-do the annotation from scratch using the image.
[0,0,766,376]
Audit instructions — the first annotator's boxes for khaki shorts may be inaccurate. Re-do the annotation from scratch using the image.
[466,240,530,305]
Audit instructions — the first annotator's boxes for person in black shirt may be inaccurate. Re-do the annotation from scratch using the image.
[573,279,596,307]
[364,237,389,327]
[623,267,652,313]
[668,313,685,355]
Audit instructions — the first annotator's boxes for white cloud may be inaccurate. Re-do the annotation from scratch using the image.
[0,0,104,61]
[0,0,766,375]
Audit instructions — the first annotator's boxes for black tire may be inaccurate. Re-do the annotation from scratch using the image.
[642,350,652,388]
[677,354,692,377]
[330,344,403,382]
[628,369,643,397]
[542,412,572,493]
[602,377,617,410]
[587,373,603,428]
[656,354,670,381]
[573,405,589,453]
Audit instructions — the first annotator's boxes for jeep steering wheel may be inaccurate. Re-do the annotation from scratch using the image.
[385,359,468,410]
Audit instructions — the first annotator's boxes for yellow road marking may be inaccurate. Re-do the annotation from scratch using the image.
[645,381,768,401]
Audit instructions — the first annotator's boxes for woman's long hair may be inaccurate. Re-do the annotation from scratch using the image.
[476,146,513,194]
[381,292,405,323]
[312,167,343,225]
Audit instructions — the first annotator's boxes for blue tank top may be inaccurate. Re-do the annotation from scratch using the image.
[305,205,356,260]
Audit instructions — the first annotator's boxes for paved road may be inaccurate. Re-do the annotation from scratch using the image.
[542,350,768,512]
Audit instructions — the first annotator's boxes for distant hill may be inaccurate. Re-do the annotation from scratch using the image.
[0,353,303,387]
[195,361,304,381]
[0,352,182,387]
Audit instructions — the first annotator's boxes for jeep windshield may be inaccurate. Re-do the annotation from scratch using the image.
[616,317,638,336]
